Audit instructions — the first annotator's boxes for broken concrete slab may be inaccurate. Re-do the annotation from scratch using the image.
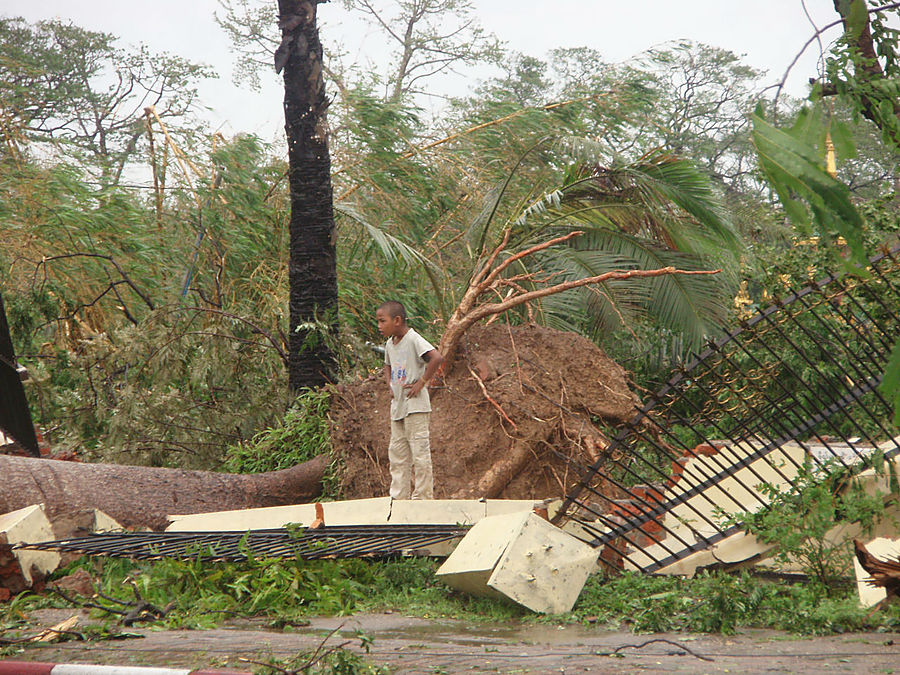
[621,451,900,578]
[437,511,599,614]
[611,442,803,575]
[0,504,60,598]
[166,498,541,533]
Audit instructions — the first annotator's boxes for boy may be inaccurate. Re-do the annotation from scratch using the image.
[376,300,443,500]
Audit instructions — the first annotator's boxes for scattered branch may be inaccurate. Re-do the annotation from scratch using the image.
[239,623,353,675]
[604,637,714,662]
[52,577,173,626]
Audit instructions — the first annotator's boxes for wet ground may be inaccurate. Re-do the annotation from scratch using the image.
[5,609,900,673]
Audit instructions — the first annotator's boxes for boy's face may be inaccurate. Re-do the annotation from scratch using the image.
[376,308,402,338]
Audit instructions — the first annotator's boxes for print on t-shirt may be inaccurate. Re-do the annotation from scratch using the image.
[392,364,408,385]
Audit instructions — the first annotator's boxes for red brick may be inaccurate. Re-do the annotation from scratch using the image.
[599,543,624,571]
[669,456,690,482]
[639,518,664,534]
[630,484,665,504]
[627,530,656,549]
[693,443,719,456]
[610,500,644,518]
[0,560,21,577]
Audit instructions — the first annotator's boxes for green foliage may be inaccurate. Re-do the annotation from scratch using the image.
[722,459,890,587]
[1,133,298,467]
[33,554,900,638]
[59,554,524,629]
[825,0,900,147]
[530,150,741,354]
[222,388,340,499]
[751,104,866,266]
[223,388,331,473]
[576,570,899,635]
[881,341,900,425]
[754,1,900,430]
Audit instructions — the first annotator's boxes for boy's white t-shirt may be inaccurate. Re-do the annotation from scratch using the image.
[384,328,436,421]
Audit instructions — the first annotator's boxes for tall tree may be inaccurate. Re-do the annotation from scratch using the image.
[0,17,212,184]
[340,0,502,102]
[275,0,338,390]
[826,0,900,145]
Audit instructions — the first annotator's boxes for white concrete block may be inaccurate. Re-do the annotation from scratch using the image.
[91,509,124,533]
[0,503,60,585]
[437,512,599,614]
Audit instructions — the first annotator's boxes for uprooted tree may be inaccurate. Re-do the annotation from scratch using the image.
[0,453,326,532]
[331,228,721,500]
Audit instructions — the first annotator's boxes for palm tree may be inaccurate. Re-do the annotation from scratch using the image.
[453,143,742,358]
[276,0,338,390]
[524,149,741,352]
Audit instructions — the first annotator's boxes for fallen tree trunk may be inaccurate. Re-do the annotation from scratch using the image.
[0,454,326,532]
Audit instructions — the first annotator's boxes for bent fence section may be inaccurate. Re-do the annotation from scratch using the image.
[554,245,900,573]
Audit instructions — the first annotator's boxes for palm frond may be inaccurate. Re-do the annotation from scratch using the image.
[530,229,733,350]
[554,134,610,165]
[627,152,740,254]
[555,151,742,265]
[335,203,437,271]
[534,245,646,335]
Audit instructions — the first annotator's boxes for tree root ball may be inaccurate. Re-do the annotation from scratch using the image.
[330,324,641,500]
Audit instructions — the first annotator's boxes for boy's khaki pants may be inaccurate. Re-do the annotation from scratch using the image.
[388,412,433,500]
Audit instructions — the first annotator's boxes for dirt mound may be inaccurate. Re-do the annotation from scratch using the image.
[329,323,641,501]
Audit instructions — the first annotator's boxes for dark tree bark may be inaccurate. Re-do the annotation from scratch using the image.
[275,0,338,390]
[0,454,327,531]
[0,292,39,457]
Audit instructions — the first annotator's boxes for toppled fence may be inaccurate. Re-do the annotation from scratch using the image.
[20,524,471,561]
[553,244,900,574]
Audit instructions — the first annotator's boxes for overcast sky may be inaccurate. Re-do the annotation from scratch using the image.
[3,1,844,142]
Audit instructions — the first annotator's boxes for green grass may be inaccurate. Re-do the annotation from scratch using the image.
[8,556,898,638]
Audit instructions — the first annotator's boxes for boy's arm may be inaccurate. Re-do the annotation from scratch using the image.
[404,349,443,398]
[383,364,392,390]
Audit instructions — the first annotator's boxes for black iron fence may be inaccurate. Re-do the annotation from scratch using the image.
[19,524,470,561]
[553,244,900,573]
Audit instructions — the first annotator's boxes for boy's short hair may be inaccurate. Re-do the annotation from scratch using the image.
[379,300,406,321]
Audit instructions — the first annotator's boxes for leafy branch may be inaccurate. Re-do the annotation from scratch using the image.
[438,229,721,366]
